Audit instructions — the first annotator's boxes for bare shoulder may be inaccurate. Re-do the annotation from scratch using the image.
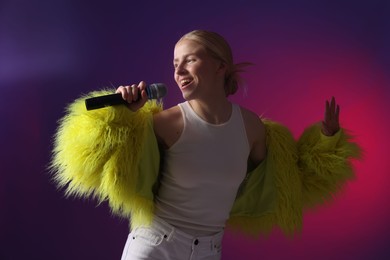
[153,105,182,123]
[240,106,266,167]
[240,106,265,136]
[153,105,183,149]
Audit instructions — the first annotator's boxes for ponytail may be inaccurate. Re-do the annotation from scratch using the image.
[224,62,253,96]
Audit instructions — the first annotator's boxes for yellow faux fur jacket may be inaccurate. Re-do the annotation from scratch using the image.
[50,90,361,237]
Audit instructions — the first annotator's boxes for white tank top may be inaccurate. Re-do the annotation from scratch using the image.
[155,101,250,236]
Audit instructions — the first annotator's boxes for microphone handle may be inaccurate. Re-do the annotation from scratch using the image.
[85,93,130,110]
[84,83,166,111]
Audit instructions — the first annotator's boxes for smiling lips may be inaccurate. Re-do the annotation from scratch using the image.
[180,78,193,88]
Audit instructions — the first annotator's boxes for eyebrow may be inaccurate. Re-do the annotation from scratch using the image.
[173,53,198,62]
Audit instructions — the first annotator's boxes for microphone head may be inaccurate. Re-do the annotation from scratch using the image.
[147,83,167,99]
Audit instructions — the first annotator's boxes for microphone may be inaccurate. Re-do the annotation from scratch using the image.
[85,83,167,110]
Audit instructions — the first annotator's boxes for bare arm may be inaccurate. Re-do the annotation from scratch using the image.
[153,106,183,150]
[241,107,267,171]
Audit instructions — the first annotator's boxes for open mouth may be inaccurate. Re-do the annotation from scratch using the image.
[180,78,193,87]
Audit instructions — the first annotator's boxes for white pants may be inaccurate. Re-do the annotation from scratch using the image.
[121,217,223,260]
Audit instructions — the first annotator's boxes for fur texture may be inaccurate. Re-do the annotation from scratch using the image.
[227,122,361,237]
[49,90,162,227]
[297,123,362,208]
[228,120,303,237]
[50,91,361,236]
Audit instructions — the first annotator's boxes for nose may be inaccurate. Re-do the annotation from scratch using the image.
[175,63,187,76]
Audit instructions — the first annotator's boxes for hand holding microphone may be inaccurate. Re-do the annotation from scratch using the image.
[116,81,149,112]
[85,81,167,111]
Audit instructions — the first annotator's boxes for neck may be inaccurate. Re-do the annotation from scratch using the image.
[188,96,232,125]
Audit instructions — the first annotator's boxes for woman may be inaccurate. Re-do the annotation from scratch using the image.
[50,30,360,260]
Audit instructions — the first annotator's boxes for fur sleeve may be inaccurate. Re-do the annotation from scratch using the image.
[228,120,303,237]
[297,123,362,208]
[49,90,162,226]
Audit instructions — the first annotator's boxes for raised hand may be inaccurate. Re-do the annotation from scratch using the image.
[322,96,340,136]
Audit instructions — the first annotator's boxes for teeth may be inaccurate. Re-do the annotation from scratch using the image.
[180,79,191,85]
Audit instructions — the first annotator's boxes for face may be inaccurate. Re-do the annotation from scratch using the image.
[173,39,225,100]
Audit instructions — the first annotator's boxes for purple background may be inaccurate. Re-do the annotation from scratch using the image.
[1,1,389,259]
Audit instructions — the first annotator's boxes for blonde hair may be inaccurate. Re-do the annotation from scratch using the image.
[178,30,251,96]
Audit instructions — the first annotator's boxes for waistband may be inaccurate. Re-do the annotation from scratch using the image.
[144,216,224,251]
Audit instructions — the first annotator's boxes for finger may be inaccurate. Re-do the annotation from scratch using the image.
[115,85,125,94]
[136,81,145,101]
[130,84,138,102]
[115,86,122,94]
[116,86,128,101]
[321,120,330,136]
[121,85,133,103]
[330,96,336,114]
[135,83,146,101]
[138,81,147,91]
[325,100,330,122]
